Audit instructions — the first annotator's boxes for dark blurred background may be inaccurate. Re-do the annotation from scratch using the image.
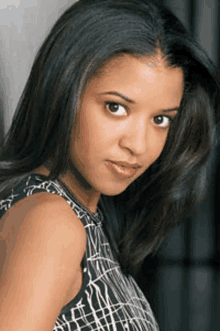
[0,1,219,330]
[138,2,220,331]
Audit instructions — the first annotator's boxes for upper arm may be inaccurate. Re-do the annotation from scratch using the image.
[0,193,86,331]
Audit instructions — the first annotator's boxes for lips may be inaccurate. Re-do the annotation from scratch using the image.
[111,161,141,169]
[105,160,140,179]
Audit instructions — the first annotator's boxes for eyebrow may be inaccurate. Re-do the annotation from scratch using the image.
[100,91,180,113]
[101,91,135,103]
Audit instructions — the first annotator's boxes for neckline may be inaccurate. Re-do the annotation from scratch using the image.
[41,161,103,222]
[55,176,103,222]
[31,172,103,224]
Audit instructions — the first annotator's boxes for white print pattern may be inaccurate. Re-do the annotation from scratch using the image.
[0,174,159,331]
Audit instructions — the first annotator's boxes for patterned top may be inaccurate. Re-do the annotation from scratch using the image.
[0,174,159,331]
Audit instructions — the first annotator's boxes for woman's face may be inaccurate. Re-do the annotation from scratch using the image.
[69,53,184,197]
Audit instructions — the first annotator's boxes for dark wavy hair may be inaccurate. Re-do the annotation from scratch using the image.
[0,0,219,277]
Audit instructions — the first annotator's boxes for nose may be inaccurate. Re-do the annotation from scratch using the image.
[119,117,149,156]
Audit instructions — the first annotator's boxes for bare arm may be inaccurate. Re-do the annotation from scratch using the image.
[0,192,86,331]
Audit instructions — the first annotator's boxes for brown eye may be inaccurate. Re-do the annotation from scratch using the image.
[154,115,171,128]
[106,102,127,116]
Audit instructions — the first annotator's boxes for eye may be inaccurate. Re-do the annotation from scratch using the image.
[106,102,127,116]
[153,115,172,128]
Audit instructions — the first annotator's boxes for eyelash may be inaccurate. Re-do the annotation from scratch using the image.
[106,102,127,116]
[105,102,174,128]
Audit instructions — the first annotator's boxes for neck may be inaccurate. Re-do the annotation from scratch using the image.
[44,160,100,214]
[59,171,100,214]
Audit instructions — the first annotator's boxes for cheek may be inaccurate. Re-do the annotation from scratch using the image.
[85,114,118,148]
[148,132,167,162]
[73,113,111,159]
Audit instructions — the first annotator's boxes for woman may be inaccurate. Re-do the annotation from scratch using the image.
[0,0,219,330]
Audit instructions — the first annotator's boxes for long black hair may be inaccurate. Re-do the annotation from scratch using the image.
[0,0,219,277]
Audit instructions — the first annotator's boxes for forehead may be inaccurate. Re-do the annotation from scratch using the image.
[85,52,184,109]
[95,51,168,76]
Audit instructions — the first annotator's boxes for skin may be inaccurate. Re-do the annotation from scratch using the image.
[35,52,184,213]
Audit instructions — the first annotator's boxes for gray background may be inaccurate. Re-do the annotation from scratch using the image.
[0,1,219,330]
[0,0,219,134]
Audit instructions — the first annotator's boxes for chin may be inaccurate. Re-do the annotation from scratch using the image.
[99,181,131,196]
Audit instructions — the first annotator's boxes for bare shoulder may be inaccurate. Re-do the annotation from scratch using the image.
[0,192,86,331]
[1,191,86,272]
[1,191,86,242]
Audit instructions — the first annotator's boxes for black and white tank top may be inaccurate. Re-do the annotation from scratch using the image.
[0,174,159,331]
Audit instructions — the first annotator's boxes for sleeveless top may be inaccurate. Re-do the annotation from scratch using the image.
[0,174,159,331]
